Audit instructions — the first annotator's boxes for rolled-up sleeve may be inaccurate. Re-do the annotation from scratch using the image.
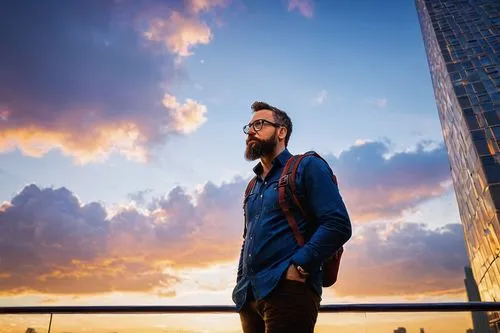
[291,156,352,273]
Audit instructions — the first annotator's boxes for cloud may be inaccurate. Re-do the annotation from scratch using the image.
[0,0,221,164]
[0,178,246,296]
[325,140,451,222]
[162,94,208,134]
[0,140,455,297]
[187,0,230,14]
[143,11,212,58]
[369,98,388,108]
[141,0,229,59]
[287,0,314,18]
[314,89,328,105]
[334,222,468,297]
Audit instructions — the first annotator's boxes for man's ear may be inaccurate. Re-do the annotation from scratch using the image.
[278,127,287,141]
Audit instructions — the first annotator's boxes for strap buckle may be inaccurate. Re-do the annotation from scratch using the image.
[278,174,289,187]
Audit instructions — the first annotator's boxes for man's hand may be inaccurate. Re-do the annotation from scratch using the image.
[285,264,306,283]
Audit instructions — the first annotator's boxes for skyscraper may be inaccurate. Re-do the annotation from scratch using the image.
[415,0,500,330]
[465,265,490,333]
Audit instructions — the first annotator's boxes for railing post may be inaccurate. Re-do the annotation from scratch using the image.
[47,313,53,333]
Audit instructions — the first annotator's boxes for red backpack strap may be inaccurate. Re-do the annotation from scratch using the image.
[293,151,338,220]
[279,151,338,247]
[243,176,257,238]
[245,176,257,200]
[288,153,313,220]
[278,155,305,247]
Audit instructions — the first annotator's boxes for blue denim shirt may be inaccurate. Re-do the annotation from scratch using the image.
[232,148,352,311]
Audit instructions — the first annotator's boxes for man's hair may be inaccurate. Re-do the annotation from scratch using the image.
[251,101,293,146]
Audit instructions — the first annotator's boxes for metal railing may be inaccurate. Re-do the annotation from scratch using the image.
[2,302,500,314]
[2,302,500,333]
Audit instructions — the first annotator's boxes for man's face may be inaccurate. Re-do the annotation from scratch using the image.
[244,110,279,161]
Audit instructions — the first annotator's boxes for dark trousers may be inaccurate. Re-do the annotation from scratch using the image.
[239,279,321,333]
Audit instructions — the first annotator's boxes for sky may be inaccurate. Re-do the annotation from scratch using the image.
[0,0,476,332]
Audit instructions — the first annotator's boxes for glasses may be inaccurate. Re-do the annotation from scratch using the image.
[243,119,282,134]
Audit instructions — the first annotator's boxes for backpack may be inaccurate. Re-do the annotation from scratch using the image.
[243,151,344,287]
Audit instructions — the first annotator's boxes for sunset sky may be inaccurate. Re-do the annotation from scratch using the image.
[0,0,476,331]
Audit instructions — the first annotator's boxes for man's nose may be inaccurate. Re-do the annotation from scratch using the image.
[247,133,257,142]
[247,127,257,135]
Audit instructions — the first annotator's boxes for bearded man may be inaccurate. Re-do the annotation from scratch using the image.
[232,101,352,333]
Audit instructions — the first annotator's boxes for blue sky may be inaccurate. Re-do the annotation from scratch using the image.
[0,1,469,324]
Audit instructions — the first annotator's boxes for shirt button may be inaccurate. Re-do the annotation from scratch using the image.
[260,194,263,198]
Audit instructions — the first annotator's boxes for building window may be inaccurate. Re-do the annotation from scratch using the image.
[476,139,492,156]
[482,158,500,183]
[484,112,500,126]
[491,126,500,139]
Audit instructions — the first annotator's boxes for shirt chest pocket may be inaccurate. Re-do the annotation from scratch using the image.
[262,182,281,213]
[244,193,258,217]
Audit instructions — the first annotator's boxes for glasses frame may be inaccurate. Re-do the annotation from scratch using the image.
[243,119,282,134]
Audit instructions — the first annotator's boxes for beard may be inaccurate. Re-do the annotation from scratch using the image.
[244,132,277,161]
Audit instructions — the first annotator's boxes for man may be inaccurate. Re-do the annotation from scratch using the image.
[232,101,352,333]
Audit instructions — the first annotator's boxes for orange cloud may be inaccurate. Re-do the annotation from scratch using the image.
[0,141,460,297]
[288,0,314,18]
[333,222,468,297]
[141,0,230,58]
[344,183,450,222]
[0,0,221,164]
[187,0,229,14]
[144,11,213,58]
[30,256,180,295]
[0,122,149,164]
[0,180,245,296]
[162,94,207,134]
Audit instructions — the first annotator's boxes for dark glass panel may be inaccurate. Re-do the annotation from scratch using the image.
[482,157,500,183]
[475,139,492,156]
[466,113,480,130]
[459,95,472,108]
[455,84,467,96]
[489,184,500,209]
[471,129,486,141]
[492,92,500,103]
[491,126,500,139]
[473,81,487,93]
[484,111,500,126]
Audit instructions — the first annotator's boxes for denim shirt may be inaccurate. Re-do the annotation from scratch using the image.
[232,148,352,311]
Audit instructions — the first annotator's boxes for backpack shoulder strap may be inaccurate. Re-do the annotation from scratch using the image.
[278,151,338,246]
[242,176,257,239]
[278,155,305,246]
[287,152,314,220]
[244,176,257,200]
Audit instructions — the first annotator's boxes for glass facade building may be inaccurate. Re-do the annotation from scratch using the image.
[415,0,500,330]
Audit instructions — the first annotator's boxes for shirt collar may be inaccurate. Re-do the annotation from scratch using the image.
[252,148,292,176]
